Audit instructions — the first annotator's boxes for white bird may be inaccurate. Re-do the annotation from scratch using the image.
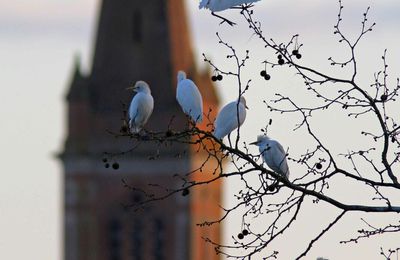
[250,135,290,178]
[127,81,154,134]
[199,0,260,12]
[213,96,247,140]
[176,70,203,124]
[199,0,260,26]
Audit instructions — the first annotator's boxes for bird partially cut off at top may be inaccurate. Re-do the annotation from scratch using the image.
[199,0,261,12]
[213,96,247,140]
[250,135,290,178]
[176,71,203,124]
[199,0,261,25]
[127,81,154,134]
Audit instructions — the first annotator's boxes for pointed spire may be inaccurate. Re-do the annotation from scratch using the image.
[72,53,81,75]
[66,53,88,101]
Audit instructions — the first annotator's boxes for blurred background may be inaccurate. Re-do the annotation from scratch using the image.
[1,0,399,259]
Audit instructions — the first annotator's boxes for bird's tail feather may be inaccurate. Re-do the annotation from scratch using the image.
[129,119,140,134]
[199,0,208,9]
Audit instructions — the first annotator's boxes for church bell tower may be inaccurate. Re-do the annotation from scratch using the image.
[61,0,221,259]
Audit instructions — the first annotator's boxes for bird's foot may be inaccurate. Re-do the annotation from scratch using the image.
[241,3,255,10]
[211,12,236,26]
[231,4,254,11]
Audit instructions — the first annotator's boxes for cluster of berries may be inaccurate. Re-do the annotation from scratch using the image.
[211,74,223,81]
[103,157,119,170]
[292,49,302,59]
[181,188,190,196]
[277,49,302,65]
[315,162,322,170]
[278,54,285,65]
[260,49,304,80]
[237,229,250,240]
[260,70,271,80]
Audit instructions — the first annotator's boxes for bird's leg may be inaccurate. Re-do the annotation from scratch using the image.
[228,133,233,147]
[211,12,236,26]
[183,114,192,129]
[138,129,150,140]
[189,120,197,132]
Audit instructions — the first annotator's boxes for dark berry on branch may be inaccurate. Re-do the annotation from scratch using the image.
[112,162,119,170]
[260,70,267,77]
[104,163,110,168]
[242,229,249,236]
[237,233,244,239]
[292,49,299,55]
[120,125,128,133]
[296,53,302,59]
[211,75,217,82]
[316,163,322,170]
[217,74,223,81]
[277,54,282,59]
[268,185,276,192]
[166,130,173,137]
[182,188,190,196]
[381,94,388,102]
[102,157,108,163]
[264,74,271,80]
[278,59,285,65]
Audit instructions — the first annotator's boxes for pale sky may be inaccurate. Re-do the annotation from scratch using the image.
[0,0,399,259]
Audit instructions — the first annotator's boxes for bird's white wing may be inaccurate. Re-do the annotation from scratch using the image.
[177,79,203,123]
[214,101,245,139]
[129,93,154,133]
[270,140,289,178]
[214,105,236,139]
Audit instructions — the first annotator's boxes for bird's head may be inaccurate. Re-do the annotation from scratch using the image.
[177,70,187,82]
[127,81,151,94]
[250,135,270,146]
[239,96,249,109]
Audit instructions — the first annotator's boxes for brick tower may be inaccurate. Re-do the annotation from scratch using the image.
[61,0,221,259]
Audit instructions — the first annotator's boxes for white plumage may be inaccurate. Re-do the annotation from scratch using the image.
[176,71,203,124]
[250,135,290,178]
[213,96,247,140]
[199,0,260,12]
[128,81,154,134]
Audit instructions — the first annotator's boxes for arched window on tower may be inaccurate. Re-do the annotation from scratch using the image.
[132,10,143,44]
[131,219,143,260]
[108,217,122,260]
[154,218,165,260]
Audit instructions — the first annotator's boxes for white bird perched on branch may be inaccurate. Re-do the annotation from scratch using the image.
[199,0,261,25]
[213,96,247,140]
[250,135,290,178]
[127,81,154,134]
[176,70,203,124]
[199,0,260,12]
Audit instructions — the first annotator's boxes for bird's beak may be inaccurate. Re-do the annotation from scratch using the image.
[245,105,249,110]
[249,141,258,145]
